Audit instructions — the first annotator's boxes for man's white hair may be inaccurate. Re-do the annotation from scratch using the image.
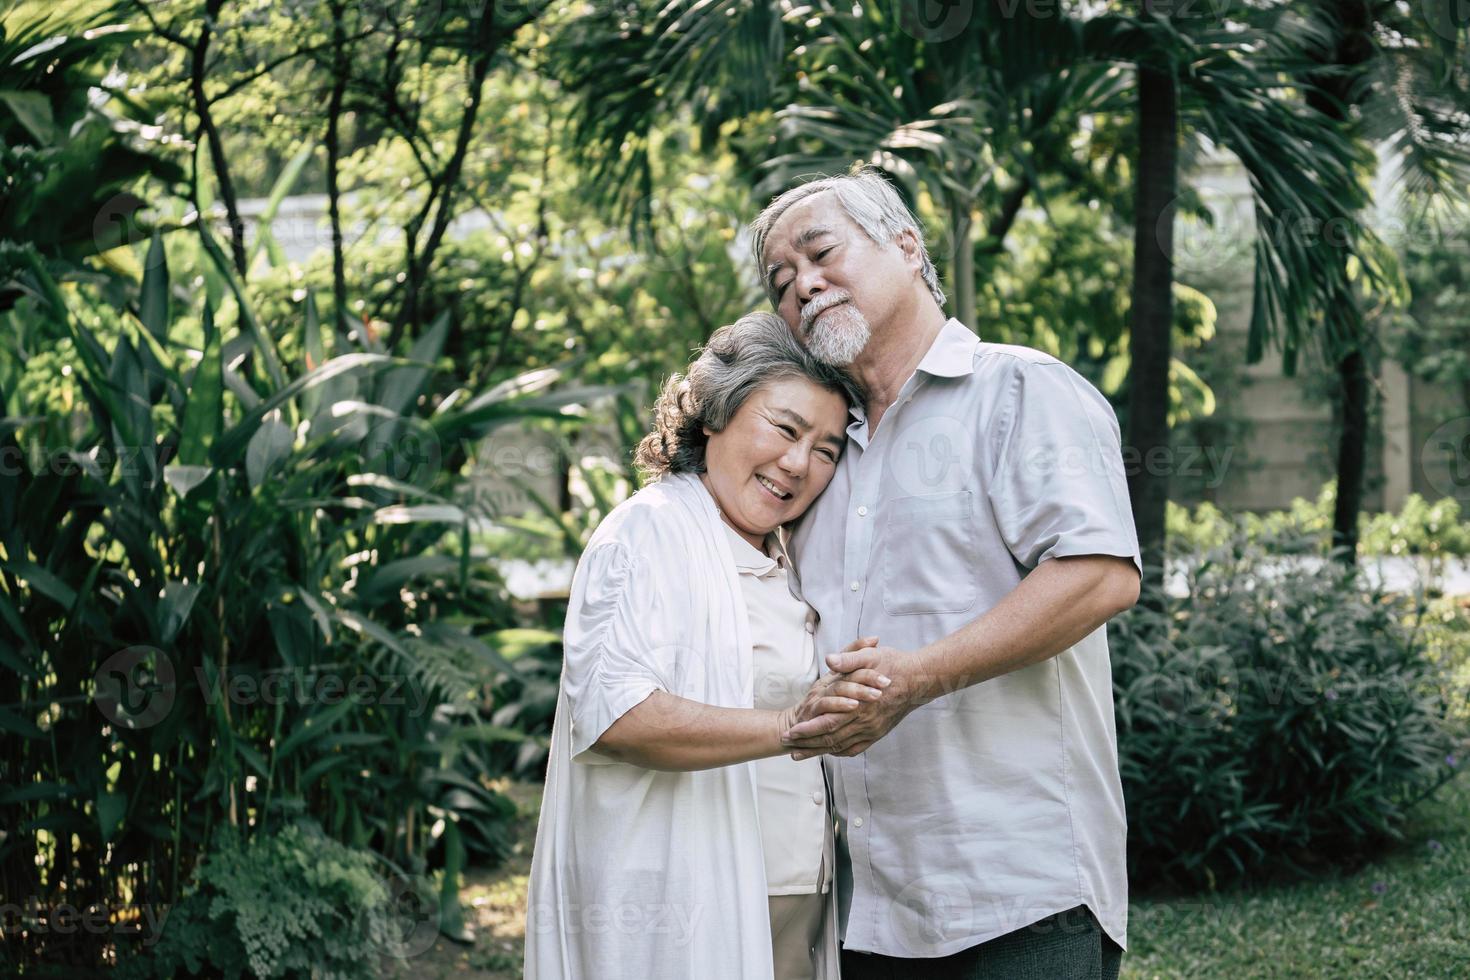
[750,168,947,310]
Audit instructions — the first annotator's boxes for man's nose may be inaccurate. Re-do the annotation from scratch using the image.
[796,267,826,305]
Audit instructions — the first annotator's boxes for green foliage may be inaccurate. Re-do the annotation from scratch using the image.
[1122,771,1470,978]
[1169,486,1470,561]
[1113,527,1463,888]
[0,236,602,968]
[0,8,182,273]
[119,823,397,980]
[1385,210,1470,403]
[1418,594,1470,726]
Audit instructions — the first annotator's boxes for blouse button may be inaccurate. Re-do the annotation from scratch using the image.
[853,817,865,829]
[811,791,823,806]
[804,620,815,634]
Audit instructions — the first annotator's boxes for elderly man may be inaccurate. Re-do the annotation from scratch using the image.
[757,169,1142,980]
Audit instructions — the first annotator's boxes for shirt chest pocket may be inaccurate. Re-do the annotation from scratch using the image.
[880,490,979,616]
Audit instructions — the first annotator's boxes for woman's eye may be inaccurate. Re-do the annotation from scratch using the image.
[776,424,796,438]
[818,450,837,462]
[816,247,833,259]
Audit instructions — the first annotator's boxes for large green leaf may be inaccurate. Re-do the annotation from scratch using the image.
[301,291,325,418]
[245,417,295,490]
[137,231,170,342]
[0,706,44,739]
[0,89,58,143]
[211,352,396,466]
[96,791,126,843]
[275,697,359,760]
[4,558,77,610]
[177,302,223,467]
[375,309,451,417]
[195,222,288,390]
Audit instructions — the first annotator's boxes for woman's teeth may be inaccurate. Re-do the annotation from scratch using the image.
[755,474,790,500]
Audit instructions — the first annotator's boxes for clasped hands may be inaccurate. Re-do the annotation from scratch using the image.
[776,636,914,760]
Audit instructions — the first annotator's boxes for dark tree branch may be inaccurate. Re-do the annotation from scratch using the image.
[326,0,350,329]
[210,29,376,105]
[189,0,249,279]
[981,174,1033,253]
[394,4,502,346]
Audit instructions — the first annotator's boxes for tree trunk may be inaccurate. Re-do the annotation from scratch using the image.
[1306,0,1374,563]
[950,205,976,331]
[190,0,249,280]
[1126,30,1179,608]
[1332,346,1369,555]
[326,0,349,330]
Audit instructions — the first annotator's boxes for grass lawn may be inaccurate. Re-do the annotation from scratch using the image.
[1122,768,1470,979]
[392,768,1470,978]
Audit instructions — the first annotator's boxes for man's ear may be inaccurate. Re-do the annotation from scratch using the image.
[702,424,714,438]
[895,228,923,271]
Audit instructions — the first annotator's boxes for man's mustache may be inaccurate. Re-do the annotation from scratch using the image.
[799,291,852,334]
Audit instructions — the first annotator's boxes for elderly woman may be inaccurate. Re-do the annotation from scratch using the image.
[526,312,890,979]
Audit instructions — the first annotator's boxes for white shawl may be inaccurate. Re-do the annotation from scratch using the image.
[525,472,839,979]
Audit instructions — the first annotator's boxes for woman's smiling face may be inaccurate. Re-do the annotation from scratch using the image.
[701,376,850,549]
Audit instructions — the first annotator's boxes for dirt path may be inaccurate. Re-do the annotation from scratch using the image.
[382,779,541,979]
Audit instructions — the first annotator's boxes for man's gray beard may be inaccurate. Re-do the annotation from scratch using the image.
[805,304,871,366]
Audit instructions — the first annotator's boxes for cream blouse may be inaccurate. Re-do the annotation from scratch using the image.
[722,522,833,897]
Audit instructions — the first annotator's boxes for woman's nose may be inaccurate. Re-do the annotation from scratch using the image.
[778,443,810,477]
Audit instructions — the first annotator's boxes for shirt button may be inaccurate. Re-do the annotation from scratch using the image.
[811,791,823,805]
[849,580,860,592]
[857,505,868,517]
[804,620,815,634]
[853,817,865,829]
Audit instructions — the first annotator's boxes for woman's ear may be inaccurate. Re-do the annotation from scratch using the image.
[702,424,714,438]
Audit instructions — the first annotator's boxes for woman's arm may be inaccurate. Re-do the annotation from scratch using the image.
[590,640,888,771]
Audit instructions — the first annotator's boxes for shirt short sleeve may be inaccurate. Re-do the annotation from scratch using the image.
[986,361,1143,577]
[559,541,677,761]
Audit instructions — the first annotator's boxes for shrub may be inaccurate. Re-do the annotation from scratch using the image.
[119,823,409,980]
[1113,527,1464,888]
[1167,485,1470,561]
[1418,594,1470,726]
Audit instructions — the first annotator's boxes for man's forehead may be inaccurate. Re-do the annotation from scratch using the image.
[765,192,851,253]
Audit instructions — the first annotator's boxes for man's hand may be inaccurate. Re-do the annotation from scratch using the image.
[775,636,890,746]
[780,644,922,759]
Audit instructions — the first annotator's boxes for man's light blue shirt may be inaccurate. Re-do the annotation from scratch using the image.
[788,318,1142,957]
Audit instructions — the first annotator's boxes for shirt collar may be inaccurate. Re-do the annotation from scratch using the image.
[916,317,981,379]
[843,318,980,431]
[721,520,785,577]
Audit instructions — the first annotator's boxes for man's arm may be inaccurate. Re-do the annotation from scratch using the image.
[782,555,1139,758]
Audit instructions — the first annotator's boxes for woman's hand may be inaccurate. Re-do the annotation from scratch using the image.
[775,636,890,746]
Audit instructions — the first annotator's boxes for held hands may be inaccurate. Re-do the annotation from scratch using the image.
[780,640,915,760]
[775,636,889,756]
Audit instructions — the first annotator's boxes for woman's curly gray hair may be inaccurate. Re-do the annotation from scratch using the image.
[635,311,864,479]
